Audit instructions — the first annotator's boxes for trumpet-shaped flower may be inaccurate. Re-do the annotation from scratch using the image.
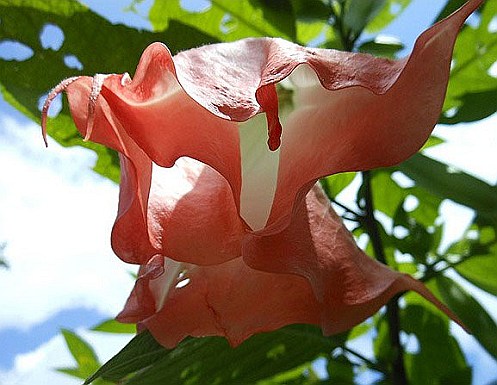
[43,0,481,348]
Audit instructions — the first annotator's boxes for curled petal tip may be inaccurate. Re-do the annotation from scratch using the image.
[256,83,282,151]
[41,76,79,147]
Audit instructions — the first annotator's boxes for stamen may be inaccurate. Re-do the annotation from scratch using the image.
[256,83,283,151]
[41,76,79,147]
[85,73,110,142]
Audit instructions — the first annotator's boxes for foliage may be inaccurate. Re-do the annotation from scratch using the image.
[1,0,496,384]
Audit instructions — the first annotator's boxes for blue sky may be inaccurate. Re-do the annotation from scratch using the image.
[0,1,496,384]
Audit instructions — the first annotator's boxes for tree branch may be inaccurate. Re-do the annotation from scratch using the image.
[361,171,408,385]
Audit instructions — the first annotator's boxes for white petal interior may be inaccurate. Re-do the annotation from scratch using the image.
[239,113,281,230]
[148,256,186,312]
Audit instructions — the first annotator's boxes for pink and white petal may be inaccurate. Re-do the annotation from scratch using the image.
[262,0,483,233]
[147,157,246,265]
[119,255,321,348]
[56,77,158,264]
[97,43,243,210]
[58,72,246,266]
[242,185,466,335]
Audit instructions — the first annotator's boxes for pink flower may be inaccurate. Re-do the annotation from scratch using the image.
[43,0,481,348]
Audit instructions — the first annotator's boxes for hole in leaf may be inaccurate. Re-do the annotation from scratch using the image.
[466,229,478,240]
[488,61,497,78]
[180,0,210,12]
[393,225,409,239]
[403,195,419,212]
[401,332,420,354]
[489,16,497,33]
[0,40,34,61]
[444,106,458,118]
[38,92,62,117]
[220,14,237,34]
[391,171,415,188]
[40,24,64,50]
[64,54,83,70]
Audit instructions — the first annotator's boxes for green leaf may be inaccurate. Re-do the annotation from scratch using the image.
[320,172,356,198]
[343,0,386,36]
[435,275,497,361]
[456,249,497,296]
[398,153,497,225]
[59,329,100,379]
[92,319,137,334]
[84,330,165,384]
[327,354,355,384]
[372,170,407,217]
[440,0,497,124]
[358,39,404,58]
[366,0,412,33]
[402,292,471,385]
[86,326,334,385]
[150,0,296,42]
[0,0,217,182]
[434,0,470,23]
[392,205,434,262]
[291,0,330,22]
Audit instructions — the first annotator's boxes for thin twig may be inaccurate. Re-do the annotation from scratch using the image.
[342,346,386,374]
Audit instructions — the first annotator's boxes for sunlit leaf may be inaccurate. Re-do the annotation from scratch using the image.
[320,172,356,199]
[358,39,404,58]
[440,0,497,124]
[402,292,471,385]
[344,0,386,36]
[92,319,137,334]
[436,275,497,361]
[149,0,296,42]
[0,0,216,182]
[456,252,497,297]
[398,154,497,225]
[366,0,412,33]
[59,329,100,379]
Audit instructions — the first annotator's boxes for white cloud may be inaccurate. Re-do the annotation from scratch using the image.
[426,113,497,185]
[0,115,135,330]
[0,330,133,385]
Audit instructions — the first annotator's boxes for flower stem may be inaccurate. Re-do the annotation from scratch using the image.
[361,171,408,385]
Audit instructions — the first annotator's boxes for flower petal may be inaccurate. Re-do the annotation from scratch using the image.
[262,0,483,233]
[243,185,465,335]
[97,43,243,211]
[147,157,246,265]
[50,76,159,264]
[118,184,464,348]
[117,254,320,348]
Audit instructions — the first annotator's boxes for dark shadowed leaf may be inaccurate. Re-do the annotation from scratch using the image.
[85,326,335,385]
[358,39,404,58]
[84,330,165,384]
